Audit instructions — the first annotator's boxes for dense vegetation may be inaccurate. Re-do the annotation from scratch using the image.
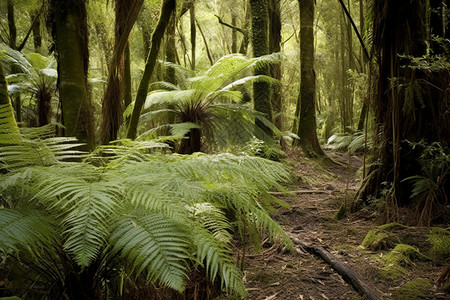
[0,0,448,298]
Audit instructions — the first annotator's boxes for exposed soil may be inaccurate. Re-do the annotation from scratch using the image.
[243,150,450,300]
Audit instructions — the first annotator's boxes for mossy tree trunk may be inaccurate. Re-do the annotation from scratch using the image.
[50,0,95,150]
[100,0,143,144]
[269,0,282,130]
[127,0,176,140]
[294,0,325,157]
[250,0,273,135]
[359,0,449,224]
[7,0,22,124]
[0,63,20,138]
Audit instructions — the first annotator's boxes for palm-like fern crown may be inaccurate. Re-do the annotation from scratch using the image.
[135,53,281,149]
[0,102,292,297]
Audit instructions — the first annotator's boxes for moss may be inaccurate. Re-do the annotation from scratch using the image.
[377,244,429,281]
[427,227,450,261]
[337,244,355,250]
[378,223,409,231]
[361,229,400,250]
[361,223,409,250]
[384,244,429,265]
[334,203,347,220]
[392,278,431,300]
[444,277,450,292]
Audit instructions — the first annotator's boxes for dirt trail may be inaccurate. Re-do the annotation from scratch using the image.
[244,151,449,300]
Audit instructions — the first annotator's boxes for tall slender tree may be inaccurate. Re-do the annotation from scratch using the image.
[127,0,176,140]
[49,0,95,150]
[250,0,273,134]
[100,0,143,144]
[294,0,325,157]
[269,0,282,130]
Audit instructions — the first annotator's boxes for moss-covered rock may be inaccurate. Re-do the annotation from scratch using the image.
[361,225,406,251]
[427,227,450,261]
[392,278,431,300]
[377,244,430,281]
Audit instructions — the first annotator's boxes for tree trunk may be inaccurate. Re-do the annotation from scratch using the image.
[0,63,20,139]
[269,0,282,130]
[30,10,42,53]
[100,0,143,144]
[127,0,176,140]
[231,14,238,53]
[7,0,22,124]
[239,0,251,55]
[189,2,196,70]
[295,0,325,157]
[359,0,449,224]
[50,0,95,150]
[250,0,273,135]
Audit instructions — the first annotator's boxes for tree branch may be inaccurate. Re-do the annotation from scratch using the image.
[338,0,370,61]
[17,7,43,51]
[214,14,244,34]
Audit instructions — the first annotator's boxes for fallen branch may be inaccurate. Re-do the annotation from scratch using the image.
[268,189,330,196]
[291,237,381,300]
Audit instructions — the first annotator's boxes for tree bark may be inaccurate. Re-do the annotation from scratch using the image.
[250,0,273,135]
[50,0,95,150]
[100,0,143,144]
[189,2,196,70]
[295,0,325,157]
[359,0,449,224]
[31,10,42,53]
[269,0,282,130]
[127,0,176,140]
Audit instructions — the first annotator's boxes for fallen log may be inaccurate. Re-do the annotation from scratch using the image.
[268,189,330,196]
[291,237,381,300]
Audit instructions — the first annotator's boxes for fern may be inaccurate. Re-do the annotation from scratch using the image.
[137,53,282,153]
[109,212,191,292]
[0,119,292,298]
[0,208,59,257]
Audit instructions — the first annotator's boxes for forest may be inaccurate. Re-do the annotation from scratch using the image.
[0,0,449,299]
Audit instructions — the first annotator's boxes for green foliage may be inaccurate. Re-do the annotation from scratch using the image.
[392,278,431,300]
[0,109,292,297]
[327,131,372,154]
[360,223,407,251]
[134,53,282,153]
[427,227,450,261]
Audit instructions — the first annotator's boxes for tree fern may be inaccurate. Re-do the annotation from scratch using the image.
[136,53,282,154]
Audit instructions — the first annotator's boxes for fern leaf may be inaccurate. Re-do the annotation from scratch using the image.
[110,212,191,292]
[0,208,59,257]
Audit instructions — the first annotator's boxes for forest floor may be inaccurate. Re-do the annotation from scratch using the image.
[243,150,449,300]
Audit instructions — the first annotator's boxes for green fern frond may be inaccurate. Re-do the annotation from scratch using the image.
[192,226,246,297]
[35,169,121,267]
[0,104,21,144]
[0,208,59,257]
[110,212,191,292]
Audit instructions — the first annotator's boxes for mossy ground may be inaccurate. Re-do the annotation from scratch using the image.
[392,278,432,300]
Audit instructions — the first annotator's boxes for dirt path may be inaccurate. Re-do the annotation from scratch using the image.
[244,151,449,300]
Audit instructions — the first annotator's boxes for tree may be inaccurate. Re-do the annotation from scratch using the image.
[359,0,449,224]
[127,0,176,140]
[294,0,325,157]
[49,0,95,150]
[100,0,143,144]
[250,0,273,135]
[269,0,282,130]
